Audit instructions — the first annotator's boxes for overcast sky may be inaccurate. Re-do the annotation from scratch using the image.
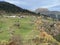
[0,0,60,11]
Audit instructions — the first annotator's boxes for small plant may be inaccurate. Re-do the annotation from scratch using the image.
[9,34,23,45]
[14,21,20,29]
[0,40,8,45]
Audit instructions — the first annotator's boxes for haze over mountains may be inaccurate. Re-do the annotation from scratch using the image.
[35,8,60,20]
[35,8,60,15]
[49,5,60,11]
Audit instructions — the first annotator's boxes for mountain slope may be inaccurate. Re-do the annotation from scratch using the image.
[0,1,36,15]
[0,1,24,13]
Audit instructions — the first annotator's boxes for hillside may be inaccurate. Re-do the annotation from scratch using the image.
[0,15,60,45]
[0,1,24,13]
[0,1,60,45]
[0,1,37,15]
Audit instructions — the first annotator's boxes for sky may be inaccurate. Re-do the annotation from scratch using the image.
[0,0,60,11]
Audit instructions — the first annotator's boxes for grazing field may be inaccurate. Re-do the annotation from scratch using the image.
[0,15,60,45]
[0,16,36,40]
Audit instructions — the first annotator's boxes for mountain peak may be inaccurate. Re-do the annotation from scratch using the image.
[35,8,49,13]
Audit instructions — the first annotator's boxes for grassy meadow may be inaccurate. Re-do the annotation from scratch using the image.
[0,14,60,45]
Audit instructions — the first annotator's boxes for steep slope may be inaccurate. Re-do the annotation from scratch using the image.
[0,1,36,15]
[0,1,24,13]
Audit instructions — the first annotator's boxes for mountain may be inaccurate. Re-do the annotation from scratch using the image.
[35,8,49,13]
[0,1,36,15]
[0,1,24,13]
[35,8,60,20]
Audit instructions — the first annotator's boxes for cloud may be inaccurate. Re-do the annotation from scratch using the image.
[30,0,60,10]
[3,0,60,11]
[4,0,27,5]
[40,4,60,8]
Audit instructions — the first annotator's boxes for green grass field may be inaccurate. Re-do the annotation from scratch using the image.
[0,15,60,45]
[0,16,36,40]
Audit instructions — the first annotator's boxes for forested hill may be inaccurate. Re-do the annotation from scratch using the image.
[0,1,36,14]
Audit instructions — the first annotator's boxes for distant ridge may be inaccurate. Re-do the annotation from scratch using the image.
[35,8,60,20]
